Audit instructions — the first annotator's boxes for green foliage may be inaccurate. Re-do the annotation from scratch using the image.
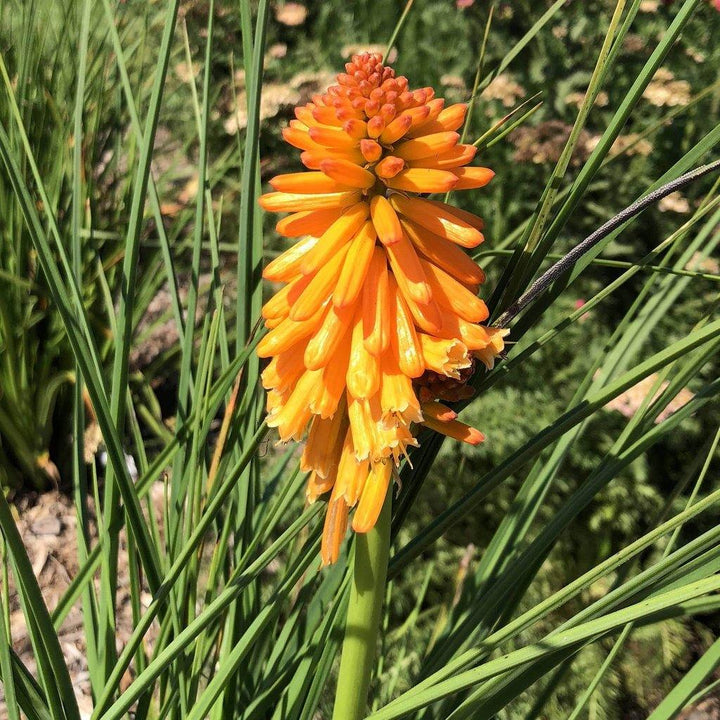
[0,1,719,719]
[0,0,111,489]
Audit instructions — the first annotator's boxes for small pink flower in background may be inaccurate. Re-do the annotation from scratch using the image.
[574,298,590,323]
[456,0,474,8]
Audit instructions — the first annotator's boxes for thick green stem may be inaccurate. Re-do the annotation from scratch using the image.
[333,489,392,720]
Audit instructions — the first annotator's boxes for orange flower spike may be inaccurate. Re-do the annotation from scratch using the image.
[362,248,392,356]
[256,52,503,562]
[370,195,403,245]
[352,461,393,533]
[333,220,377,308]
[300,202,369,275]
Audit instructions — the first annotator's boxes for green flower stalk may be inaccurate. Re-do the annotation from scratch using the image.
[332,488,392,720]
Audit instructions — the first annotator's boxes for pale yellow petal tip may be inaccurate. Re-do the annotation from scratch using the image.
[473,326,510,369]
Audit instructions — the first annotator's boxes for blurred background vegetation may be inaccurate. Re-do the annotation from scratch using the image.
[1,0,719,717]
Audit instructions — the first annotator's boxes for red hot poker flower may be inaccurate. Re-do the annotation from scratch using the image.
[258,52,507,564]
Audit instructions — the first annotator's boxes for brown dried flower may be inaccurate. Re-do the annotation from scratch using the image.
[643,68,691,107]
[564,90,609,109]
[658,192,691,213]
[484,73,526,108]
[685,252,720,274]
[510,121,593,165]
[274,2,307,26]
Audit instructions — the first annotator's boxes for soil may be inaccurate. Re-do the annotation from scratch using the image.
[4,487,164,719]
